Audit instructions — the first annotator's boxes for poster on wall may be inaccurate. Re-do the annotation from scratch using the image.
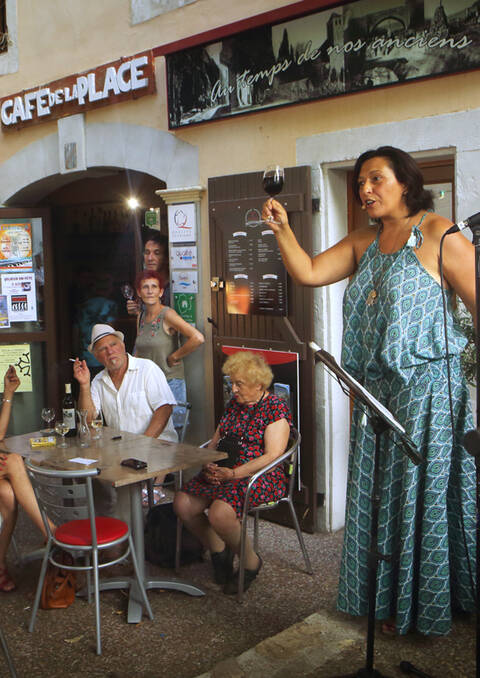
[224,220,287,316]
[0,222,32,271]
[1,272,37,322]
[0,296,9,328]
[166,0,480,128]
[221,345,300,433]
[168,203,196,243]
[0,344,32,392]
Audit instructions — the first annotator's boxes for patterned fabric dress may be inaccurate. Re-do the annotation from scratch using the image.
[338,223,476,636]
[184,394,291,518]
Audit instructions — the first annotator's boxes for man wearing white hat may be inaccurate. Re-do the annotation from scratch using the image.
[73,323,177,520]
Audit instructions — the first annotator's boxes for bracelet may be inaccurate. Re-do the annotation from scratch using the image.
[2,398,11,404]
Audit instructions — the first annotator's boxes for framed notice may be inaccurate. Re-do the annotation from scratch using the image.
[1,272,37,322]
[170,245,198,269]
[173,293,196,325]
[168,203,196,243]
[0,344,32,392]
[0,222,32,271]
[171,270,198,294]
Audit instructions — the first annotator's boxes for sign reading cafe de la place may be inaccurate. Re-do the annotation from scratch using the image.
[0,51,156,129]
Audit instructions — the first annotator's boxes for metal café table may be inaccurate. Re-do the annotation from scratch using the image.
[2,427,225,623]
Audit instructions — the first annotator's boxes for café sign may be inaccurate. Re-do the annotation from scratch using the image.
[0,51,155,129]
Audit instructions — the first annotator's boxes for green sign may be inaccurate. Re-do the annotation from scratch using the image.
[174,293,196,325]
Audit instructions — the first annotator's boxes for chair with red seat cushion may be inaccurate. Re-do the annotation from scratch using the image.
[25,461,153,655]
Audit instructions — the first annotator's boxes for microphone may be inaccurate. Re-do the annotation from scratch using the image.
[399,661,434,678]
[444,211,480,234]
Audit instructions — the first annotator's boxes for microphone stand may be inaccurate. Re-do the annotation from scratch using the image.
[310,345,421,678]
[461,222,480,678]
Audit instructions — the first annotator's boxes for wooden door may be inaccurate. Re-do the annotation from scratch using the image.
[0,208,58,434]
[208,166,316,532]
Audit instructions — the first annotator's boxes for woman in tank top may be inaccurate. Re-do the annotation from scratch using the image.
[134,270,204,433]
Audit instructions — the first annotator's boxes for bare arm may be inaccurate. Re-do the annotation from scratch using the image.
[440,230,476,320]
[262,198,358,286]
[163,308,205,367]
[73,359,97,423]
[0,366,20,441]
[144,404,173,438]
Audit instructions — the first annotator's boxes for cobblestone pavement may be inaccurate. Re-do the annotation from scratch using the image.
[1,505,476,678]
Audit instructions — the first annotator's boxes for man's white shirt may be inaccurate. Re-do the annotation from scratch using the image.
[90,354,178,442]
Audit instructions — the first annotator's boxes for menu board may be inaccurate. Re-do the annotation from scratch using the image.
[224,221,287,316]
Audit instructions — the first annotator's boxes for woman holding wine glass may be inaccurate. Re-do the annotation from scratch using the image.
[261,146,476,637]
[0,366,54,592]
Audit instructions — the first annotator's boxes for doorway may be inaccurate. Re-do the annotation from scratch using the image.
[5,168,168,418]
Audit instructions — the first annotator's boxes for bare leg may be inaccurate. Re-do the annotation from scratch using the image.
[208,499,260,570]
[0,480,17,569]
[173,491,224,553]
[0,454,51,538]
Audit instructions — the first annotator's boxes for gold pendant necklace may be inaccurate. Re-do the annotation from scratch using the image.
[366,213,421,307]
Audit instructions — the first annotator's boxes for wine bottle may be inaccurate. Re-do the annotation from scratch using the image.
[62,383,76,437]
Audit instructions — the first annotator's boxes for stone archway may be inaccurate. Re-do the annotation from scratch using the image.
[0,121,198,204]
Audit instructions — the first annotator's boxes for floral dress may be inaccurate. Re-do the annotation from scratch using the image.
[184,394,292,517]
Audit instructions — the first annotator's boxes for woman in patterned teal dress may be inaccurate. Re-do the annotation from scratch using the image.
[262,146,476,636]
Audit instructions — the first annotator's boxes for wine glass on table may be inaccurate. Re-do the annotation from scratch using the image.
[55,420,69,448]
[262,165,284,225]
[41,407,55,434]
[91,409,103,440]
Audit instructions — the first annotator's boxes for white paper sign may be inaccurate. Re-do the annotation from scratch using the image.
[1,272,37,322]
[168,203,196,243]
[170,245,198,269]
[171,270,198,294]
[69,457,99,465]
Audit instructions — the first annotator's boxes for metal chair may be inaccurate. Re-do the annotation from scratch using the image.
[0,625,17,678]
[237,428,313,602]
[146,401,191,510]
[25,461,153,656]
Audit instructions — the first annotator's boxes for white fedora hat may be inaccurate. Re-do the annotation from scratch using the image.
[88,324,124,353]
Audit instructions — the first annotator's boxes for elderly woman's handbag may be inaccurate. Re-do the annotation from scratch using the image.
[216,393,265,468]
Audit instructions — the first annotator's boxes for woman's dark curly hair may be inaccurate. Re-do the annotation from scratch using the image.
[352,146,434,216]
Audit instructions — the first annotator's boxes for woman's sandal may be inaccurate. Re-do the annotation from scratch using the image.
[0,567,16,592]
[224,555,263,595]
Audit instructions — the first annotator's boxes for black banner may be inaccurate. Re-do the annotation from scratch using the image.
[166,0,480,128]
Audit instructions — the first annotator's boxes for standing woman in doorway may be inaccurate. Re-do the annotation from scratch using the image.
[262,146,476,636]
[134,269,204,433]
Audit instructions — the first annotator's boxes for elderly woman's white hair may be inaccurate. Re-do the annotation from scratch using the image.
[222,351,273,390]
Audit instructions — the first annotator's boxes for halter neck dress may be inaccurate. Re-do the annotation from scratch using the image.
[338,221,476,636]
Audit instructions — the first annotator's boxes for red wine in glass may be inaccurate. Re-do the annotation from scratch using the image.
[262,165,284,197]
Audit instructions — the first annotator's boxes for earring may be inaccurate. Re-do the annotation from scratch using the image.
[361,204,366,210]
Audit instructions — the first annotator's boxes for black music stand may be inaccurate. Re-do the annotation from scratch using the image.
[310,343,422,678]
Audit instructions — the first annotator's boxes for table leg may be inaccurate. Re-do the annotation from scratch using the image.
[126,482,205,624]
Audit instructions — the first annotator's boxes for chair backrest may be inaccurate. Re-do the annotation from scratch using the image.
[242,427,301,517]
[25,461,101,546]
[175,401,191,443]
[283,427,300,501]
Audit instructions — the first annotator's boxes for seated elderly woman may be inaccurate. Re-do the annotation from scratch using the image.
[0,366,50,592]
[173,351,291,595]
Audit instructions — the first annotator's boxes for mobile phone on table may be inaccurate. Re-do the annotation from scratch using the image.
[120,458,147,470]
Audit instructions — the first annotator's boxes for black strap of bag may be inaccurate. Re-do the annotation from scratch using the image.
[216,392,266,468]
